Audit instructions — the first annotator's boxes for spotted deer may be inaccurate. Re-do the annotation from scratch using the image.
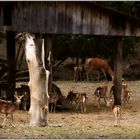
[49,92,59,113]
[106,94,122,127]
[74,65,83,82]
[122,83,132,106]
[65,91,79,107]
[76,93,87,113]
[93,82,108,108]
[0,95,24,127]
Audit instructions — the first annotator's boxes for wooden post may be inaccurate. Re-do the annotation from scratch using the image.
[113,37,123,105]
[45,35,53,93]
[25,34,49,126]
[6,31,15,101]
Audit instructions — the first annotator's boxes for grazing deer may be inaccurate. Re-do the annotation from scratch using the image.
[76,93,87,113]
[85,57,114,81]
[93,82,108,108]
[0,95,24,127]
[49,92,59,113]
[74,65,83,82]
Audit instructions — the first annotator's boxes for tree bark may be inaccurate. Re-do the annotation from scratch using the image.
[25,34,49,127]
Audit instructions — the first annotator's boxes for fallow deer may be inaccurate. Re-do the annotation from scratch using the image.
[65,91,79,107]
[49,92,59,113]
[75,93,87,113]
[74,65,83,82]
[106,94,122,127]
[0,95,24,127]
[85,57,114,81]
[93,82,108,108]
[121,83,132,106]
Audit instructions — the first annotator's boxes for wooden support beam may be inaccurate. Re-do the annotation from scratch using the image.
[113,37,123,105]
[6,31,15,101]
[45,35,53,93]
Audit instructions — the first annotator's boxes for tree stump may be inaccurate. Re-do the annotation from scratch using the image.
[25,34,49,127]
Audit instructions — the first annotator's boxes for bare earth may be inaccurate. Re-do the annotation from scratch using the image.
[0,80,140,139]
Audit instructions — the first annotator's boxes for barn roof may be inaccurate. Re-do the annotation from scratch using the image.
[0,1,140,36]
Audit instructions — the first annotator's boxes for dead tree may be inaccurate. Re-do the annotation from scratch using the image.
[25,33,49,127]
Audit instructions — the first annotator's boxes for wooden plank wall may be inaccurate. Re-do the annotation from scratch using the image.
[0,2,140,36]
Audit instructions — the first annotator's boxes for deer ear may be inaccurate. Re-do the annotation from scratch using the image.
[14,95,17,99]
[21,95,24,99]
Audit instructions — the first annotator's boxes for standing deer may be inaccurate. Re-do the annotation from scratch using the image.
[74,65,83,82]
[93,82,108,108]
[65,91,79,107]
[0,95,24,127]
[122,83,132,107]
[107,91,122,127]
[75,93,87,113]
[85,57,114,81]
[49,92,59,113]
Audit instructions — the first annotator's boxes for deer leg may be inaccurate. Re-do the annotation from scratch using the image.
[10,114,15,127]
[101,69,107,81]
[74,71,77,82]
[83,103,86,113]
[79,73,82,81]
[97,98,100,108]
[118,114,121,127]
[1,114,8,127]
[50,103,53,113]
[87,69,91,81]
[114,114,118,127]
[104,97,107,105]
[97,71,101,82]
[53,103,56,113]
[80,103,83,113]
[76,102,79,111]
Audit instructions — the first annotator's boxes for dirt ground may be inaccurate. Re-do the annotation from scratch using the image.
[0,80,140,139]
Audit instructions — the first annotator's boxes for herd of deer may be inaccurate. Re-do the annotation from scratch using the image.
[0,57,134,127]
[0,81,133,127]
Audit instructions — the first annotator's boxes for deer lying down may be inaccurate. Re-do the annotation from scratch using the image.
[0,95,24,127]
[106,98,122,127]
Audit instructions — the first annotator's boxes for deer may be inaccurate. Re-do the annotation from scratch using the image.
[121,83,132,106]
[49,92,60,113]
[110,83,132,107]
[0,94,24,127]
[75,93,88,113]
[65,91,79,107]
[106,90,122,127]
[74,65,84,82]
[85,57,114,81]
[93,82,108,108]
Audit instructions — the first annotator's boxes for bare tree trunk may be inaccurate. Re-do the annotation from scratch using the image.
[25,34,49,127]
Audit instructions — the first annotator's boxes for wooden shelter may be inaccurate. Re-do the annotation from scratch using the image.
[0,1,140,104]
